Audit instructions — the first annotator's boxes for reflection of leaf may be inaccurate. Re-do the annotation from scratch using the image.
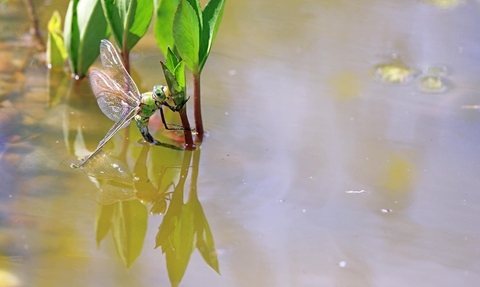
[382,154,415,193]
[47,69,69,107]
[166,200,195,286]
[155,182,185,250]
[192,197,219,273]
[95,203,115,247]
[190,149,219,273]
[133,144,157,201]
[112,200,148,267]
[155,150,219,285]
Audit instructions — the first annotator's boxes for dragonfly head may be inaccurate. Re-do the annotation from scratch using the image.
[153,85,168,102]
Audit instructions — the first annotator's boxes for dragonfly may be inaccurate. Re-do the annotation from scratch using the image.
[78,39,188,167]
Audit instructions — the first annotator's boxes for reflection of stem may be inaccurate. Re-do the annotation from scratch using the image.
[179,109,195,150]
[190,149,200,196]
[23,0,46,51]
[119,127,130,161]
[193,73,204,142]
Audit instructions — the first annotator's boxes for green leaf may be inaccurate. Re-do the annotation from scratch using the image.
[111,200,148,267]
[173,0,200,72]
[173,61,186,89]
[47,11,68,70]
[165,47,179,72]
[160,62,187,107]
[76,0,110,76]
[102,0,153,52]
[64,0,109,78]
[199,0,225,71]
[63,0,80,75]
[154,0,178,56]
[185,0,202,27]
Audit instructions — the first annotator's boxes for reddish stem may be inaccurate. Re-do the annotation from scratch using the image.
[121,47,130,74]
[180,109,195,150]
[193,73,204,142]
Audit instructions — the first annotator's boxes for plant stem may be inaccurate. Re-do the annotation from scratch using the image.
[179,109,195,150]
[23,0,45,51]
[122,45,130,73]
[193,73,204,142]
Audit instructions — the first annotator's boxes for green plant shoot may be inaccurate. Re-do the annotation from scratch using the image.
[173,0,225,74]
[154,0,178,56]
[64,0,110,79]
[101,0,153,72]
[170,0,226,141]
[46,11,68,70]
[161,48,194,149]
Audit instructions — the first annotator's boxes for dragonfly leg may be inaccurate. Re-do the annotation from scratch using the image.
[136,120,159,144]
[159,107,192,131]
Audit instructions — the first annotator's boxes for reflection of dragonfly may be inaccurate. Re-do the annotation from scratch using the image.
[79,40,187,167]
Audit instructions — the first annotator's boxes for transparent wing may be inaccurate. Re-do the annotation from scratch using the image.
[79,106,140,167]
[89,69,139,122]
[99,39,141,103]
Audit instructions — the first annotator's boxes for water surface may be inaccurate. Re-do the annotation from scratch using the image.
[1,0,480,286]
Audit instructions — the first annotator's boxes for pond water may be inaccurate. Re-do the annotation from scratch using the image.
[1,0,480,286]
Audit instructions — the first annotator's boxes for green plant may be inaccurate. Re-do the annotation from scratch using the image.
[161,48,194,148]
[63,0,110,79]
[46,11,68,70]
[156,0,226,141]
[101,0,153,73]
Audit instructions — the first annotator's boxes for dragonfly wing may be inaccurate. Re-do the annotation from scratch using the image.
[99,39,141,103]
[79,106,140,167]
[89,69,139,122]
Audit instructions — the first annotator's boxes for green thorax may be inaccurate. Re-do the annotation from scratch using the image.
[139,92,157,119]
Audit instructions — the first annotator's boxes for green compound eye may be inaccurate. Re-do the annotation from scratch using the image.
[153,85,167,101]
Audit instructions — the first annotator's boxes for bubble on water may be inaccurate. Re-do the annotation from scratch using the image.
[421,0,465,9]
[228,70,237,76]
[372,60,418,84]
[427,65,449,76]
[418,76,449,93]
[339,261,347,268]
[345,189,366,194]
[381,208,393,213]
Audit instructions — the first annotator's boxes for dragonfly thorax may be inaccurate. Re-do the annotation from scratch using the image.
[139,92,158,119]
